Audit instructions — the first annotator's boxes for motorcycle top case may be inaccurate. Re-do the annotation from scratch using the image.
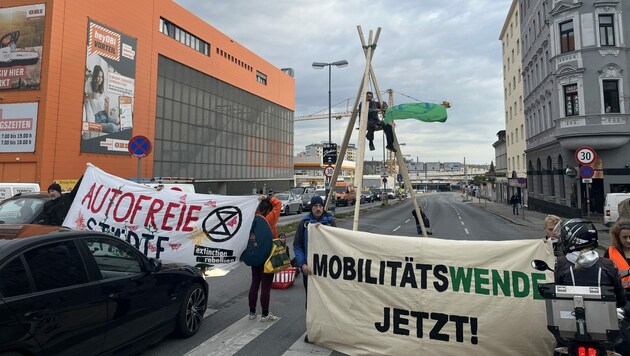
[538,283,619,342]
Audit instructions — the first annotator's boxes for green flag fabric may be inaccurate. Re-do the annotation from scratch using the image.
[383,102,448,125]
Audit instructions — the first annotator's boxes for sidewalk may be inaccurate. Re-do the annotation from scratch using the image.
[466,195,610,253]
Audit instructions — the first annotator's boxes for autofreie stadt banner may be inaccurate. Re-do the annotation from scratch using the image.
[306,224,557,355]
[64,164,258,275]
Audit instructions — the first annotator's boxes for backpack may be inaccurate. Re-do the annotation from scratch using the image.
[240,215,273,267]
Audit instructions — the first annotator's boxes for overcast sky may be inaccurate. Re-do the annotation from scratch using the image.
[175,0,511,165]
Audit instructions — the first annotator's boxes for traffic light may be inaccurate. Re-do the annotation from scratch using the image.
[442,101,451,108]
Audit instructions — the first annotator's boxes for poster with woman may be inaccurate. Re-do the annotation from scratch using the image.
[81,19,136,154]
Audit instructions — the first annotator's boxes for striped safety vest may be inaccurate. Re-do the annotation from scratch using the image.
[607,246,630,288]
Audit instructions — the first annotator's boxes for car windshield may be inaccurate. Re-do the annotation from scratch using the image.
[0,197,46,224]
[290,188,304,196]
[302,193,315,201]
[275,194,290,200]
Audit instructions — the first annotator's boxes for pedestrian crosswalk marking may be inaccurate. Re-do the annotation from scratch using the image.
[184,315,280,356]
[282,332,332,356]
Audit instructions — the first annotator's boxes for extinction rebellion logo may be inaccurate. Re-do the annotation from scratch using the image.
[202,206,243,242]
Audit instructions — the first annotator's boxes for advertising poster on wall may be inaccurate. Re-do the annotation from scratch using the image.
[0,102,38,152]
[0,4,45,90]
[81,19,136,155]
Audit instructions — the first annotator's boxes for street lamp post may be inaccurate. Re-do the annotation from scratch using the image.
[313,60,348,208]
[312,60,348,145]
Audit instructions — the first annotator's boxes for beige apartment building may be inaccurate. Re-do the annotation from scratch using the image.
[500,0,528,204]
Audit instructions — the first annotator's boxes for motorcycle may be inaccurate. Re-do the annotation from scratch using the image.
[531,259,622,356]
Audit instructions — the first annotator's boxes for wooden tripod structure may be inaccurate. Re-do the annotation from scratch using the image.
[324,26,429,237]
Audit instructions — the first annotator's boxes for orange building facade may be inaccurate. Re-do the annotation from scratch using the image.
[0,0,295,194]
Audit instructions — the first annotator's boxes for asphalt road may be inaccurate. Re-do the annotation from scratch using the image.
[141,192,543,356]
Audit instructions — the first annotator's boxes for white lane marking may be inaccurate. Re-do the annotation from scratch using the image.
[404,219,410,223]
[185,315,279,356]
[282,332,332,355]
[203,308,218,318]
[464,228,469,235]
[460,221,465,225]
[393,226,401,232]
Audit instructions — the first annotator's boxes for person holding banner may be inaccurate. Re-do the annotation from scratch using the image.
[293,195,335,343]
[248,195,282,322]
[39,176,83,226]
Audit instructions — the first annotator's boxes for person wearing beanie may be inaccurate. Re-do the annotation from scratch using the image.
[47,183,63,199]
[293,193,335,343]
[39,176,84,226]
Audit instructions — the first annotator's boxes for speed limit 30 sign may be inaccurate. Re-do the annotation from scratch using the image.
[575,146,597,165]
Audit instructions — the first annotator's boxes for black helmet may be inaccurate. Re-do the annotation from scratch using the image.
[560,218,598,254]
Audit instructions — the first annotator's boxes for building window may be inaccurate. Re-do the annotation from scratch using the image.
[159,18,210,56]
[564,84,579,116]
[256,71,267,85]
[560,21,575,53]
[603,80,620,113]
[599,15,615,46]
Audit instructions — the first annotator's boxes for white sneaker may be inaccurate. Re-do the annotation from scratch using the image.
[260,313,278,322]
[248,313,256,320]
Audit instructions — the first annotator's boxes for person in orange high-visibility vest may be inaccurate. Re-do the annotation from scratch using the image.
[604,219,630,356]
[605,219,630,288]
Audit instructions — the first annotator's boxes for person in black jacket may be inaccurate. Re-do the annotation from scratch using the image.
[359,91,396,152]
[39,176,83,226]
[554,218,626,308]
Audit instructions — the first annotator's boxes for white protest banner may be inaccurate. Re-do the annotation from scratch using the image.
[63,164,258,275]
[306,225,556,355]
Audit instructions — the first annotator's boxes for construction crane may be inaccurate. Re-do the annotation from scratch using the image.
[294,111,354,121]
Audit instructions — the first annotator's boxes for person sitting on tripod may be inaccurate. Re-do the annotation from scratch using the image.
[358,91,396,152]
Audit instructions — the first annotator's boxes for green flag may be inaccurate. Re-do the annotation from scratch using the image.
[383,102,448,125]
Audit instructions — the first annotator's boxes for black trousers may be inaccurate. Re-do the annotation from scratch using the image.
[366,121,394,147]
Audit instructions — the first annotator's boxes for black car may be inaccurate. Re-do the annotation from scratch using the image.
[370,188,383,201]
[300,192,316,211]
[0,228,208,355]
[0,192,51,224]
[360,190,375,204]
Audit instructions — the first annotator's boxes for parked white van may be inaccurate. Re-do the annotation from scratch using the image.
[604,193,630,226]
[0,183,41,201]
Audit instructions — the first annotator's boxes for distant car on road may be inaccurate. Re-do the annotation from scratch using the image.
[300,192,316,211]
[0,227,208,355]
[314,189,336,207]
[0,192,51,224]
[370,188,383,201]
[275,192,303,215]
[360,190,375,204]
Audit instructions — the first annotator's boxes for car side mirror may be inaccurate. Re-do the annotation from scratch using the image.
[148,258,162,273]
